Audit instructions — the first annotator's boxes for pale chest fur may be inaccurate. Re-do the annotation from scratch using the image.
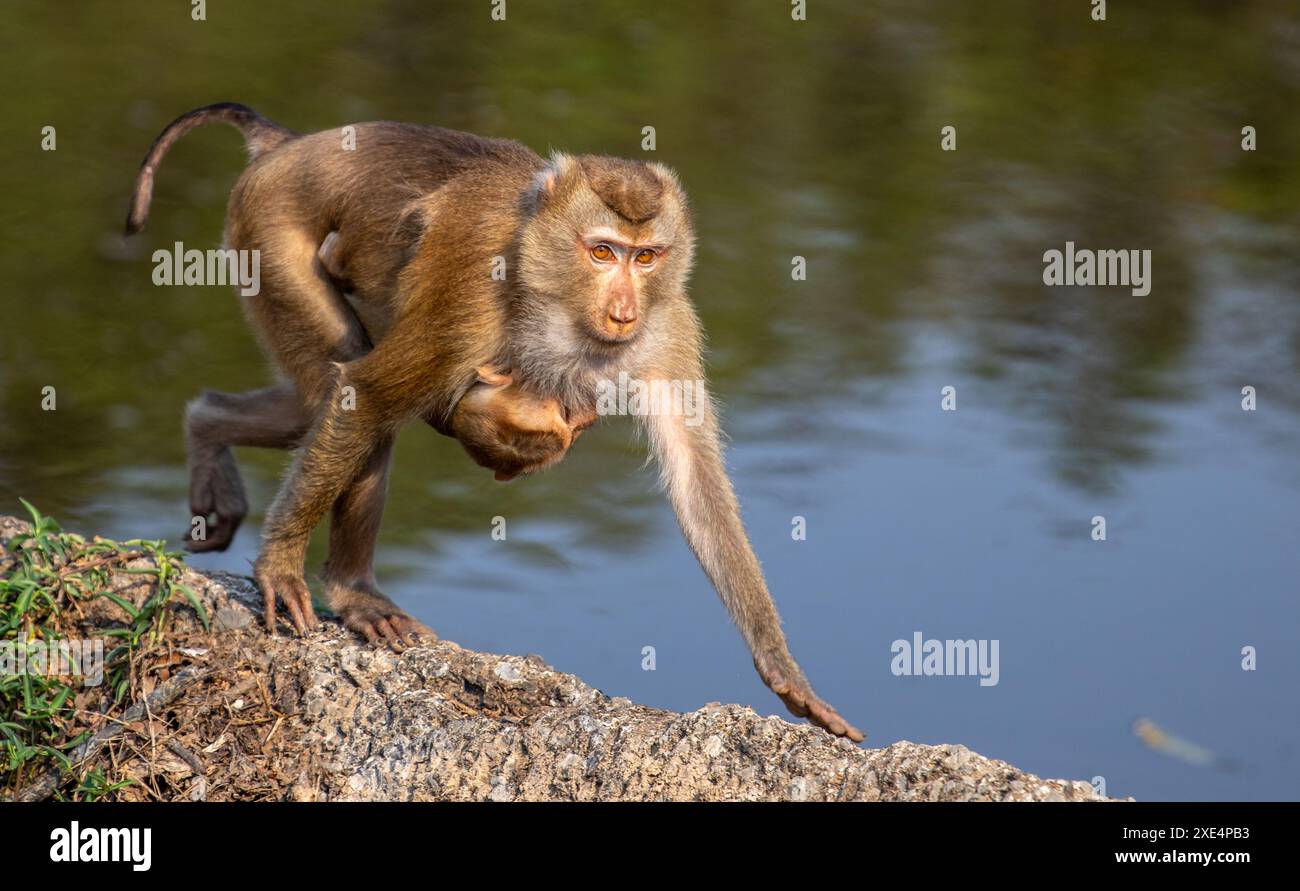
[505,299,665,420]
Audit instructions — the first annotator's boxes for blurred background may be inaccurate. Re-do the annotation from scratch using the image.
[1,0,1297,800]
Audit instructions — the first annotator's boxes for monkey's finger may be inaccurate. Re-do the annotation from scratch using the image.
[256,576,279,634]
[282,593,309,635]
[372,616,400,647]
[808,703,845,735]
[283,582,318,635]
[805,696,865,743]
[386,623,414,651]
[297,591,320,630]
[374,617,407,652]
[389,614,429,647]
[780,690,811,718]
[757,660,793,697]
[352,621,382,646]
[823,715,865,743]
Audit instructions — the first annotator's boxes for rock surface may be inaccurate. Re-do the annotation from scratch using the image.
[1,515,1109,801]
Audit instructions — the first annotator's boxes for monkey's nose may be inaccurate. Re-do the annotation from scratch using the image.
[606,300,638,335]
[604,315,638,338]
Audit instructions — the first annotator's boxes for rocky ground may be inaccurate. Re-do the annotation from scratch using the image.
[1,514,1110,801]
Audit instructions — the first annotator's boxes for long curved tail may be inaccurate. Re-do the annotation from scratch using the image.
[124,102,295,235]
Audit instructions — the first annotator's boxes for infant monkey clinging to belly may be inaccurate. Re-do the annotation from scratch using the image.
[317,232,592,481]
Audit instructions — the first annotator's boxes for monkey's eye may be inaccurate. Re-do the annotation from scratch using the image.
[633,249,657,266]
[590,244,615,262]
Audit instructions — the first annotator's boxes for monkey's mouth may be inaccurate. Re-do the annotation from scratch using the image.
[584,325,640,348]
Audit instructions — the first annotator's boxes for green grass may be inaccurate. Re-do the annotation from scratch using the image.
[0,500,207,799]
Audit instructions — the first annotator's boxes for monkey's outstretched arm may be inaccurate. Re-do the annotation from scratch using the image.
[642,359,864,742]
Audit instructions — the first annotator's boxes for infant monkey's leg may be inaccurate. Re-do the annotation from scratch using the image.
[317,231,347,285]
[475,365,513,387]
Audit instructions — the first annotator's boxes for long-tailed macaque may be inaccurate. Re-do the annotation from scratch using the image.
[126,102,862,741]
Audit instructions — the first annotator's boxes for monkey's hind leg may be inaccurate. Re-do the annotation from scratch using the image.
[183,383,310,552]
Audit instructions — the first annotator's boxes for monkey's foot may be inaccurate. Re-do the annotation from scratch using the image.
[474,365,514,386]
[185,447,247,553]
[755,652,865,743]
[254,566,319,636]
[330,585,434,652]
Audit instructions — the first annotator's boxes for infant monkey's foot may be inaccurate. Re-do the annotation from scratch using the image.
[754,650,865,743]
[330,584,434,652]
[475,365,513,386]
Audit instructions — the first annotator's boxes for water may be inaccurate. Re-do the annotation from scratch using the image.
[1,0,1297,800]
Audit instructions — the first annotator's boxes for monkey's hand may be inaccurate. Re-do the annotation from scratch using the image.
[566,404,599,441]
[254,556,319,636]
[754,650,865,743]
[328,582,434,652]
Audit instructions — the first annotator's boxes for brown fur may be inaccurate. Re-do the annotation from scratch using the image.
[126,104,862,741]
[577,155,665,223]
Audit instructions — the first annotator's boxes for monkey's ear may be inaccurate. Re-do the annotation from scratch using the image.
[645,161,689,204]
[524,152,580,214]
[646,161,677,185]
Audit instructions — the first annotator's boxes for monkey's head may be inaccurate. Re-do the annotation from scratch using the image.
[451,370,574,482]
[517,153,696,352]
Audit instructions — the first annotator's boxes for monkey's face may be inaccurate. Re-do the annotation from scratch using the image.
[518,153,696,355]
[577,233,662,343]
